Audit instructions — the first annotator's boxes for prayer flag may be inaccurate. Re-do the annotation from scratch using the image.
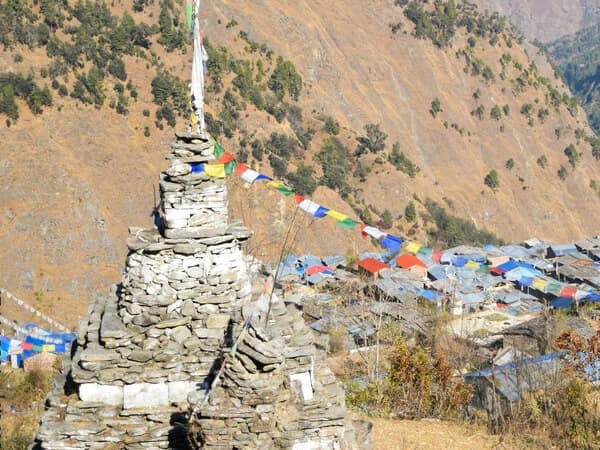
[217,152,235,164]
[204,164,226,178]
[314,206,329,218]
[381,234,403,253]
[190,162,204,174]
[213,142,225,159]
[465,261,480,270]
[361,225,386,240]
[276,186,295,196]
[325,210,348,221]
[532,278,547,291]
[298,199,323,216]
[294,194,305,204]
[225,160,236,175]
[405,241,421,254]
[337,218,360,229]
[240,168,261,183]
[235,163,248,175]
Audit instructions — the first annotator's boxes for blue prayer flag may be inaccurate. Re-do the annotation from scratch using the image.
[380,234,403,253]
[190,163,204,174]
[314,206,329,218]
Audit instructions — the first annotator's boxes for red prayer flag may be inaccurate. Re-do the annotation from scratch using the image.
[217,152,235,164]
[234,162,248,175]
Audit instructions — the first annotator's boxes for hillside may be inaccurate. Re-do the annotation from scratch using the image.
[1,0,600,323]
[477,0,600,42]
[546,22,600,135]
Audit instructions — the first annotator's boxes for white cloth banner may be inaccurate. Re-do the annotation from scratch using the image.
[362,226,386,240]
[298,199,322,216]
[191,0,208,134]
[240,169,261,184]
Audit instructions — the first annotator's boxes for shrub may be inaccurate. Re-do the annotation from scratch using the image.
[558,165,568,180]
[430,98,442,118]
[537,154,548,168]
[404,201,416,222]
[505,158,514,170]
[267,56,302,101]
[484,169,499,190]
[564,143,580,168]
[347,338,472,419]
[323,115,340,135]
[317,137,351,195]
[490,104,502,120]
[388,143,418,177]
[287,163,317,196]
[356,123,388,155]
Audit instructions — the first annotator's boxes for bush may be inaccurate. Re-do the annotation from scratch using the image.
[287,163,317,196]
[267,56,302,101]
[388,143,418,177]
[347,338,473,419]
[356,123,388,155]
[317,137,352,194]
[490,104,502,120]
[404,201,416,222]
[537,154,548,168]
[564,143,581,168]
[323,115,340,135]
[484,169,499,190]
[558,165,568,180]
[505,158,514,170]
[430,98,442,118]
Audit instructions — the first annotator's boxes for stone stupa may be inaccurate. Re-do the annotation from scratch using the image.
[34,131,370,449]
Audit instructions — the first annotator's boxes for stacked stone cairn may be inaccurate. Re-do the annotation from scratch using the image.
[34,132,370,449]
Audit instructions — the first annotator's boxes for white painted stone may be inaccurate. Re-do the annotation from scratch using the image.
[123,382,169,409]
[168,381,196,403]
[290,371,314,401]
[291,439,338,450]
[79,383,123,406]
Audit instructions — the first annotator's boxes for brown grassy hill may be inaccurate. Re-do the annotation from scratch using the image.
[205,0,600,239]
[0,0,599,325]
[477,0,600,42]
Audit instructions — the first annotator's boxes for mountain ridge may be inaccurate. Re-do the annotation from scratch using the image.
[1,0,599,322]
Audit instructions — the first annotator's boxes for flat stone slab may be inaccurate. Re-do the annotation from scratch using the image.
[123,382,169,409]
[79,383,123,406]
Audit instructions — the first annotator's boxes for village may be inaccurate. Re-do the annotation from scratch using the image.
[3,233,600,425]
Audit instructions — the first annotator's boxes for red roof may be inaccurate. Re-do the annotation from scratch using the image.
[358,258,390,274]
[395,254,427,269]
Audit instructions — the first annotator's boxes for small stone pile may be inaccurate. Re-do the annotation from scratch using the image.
[34,132,370,449]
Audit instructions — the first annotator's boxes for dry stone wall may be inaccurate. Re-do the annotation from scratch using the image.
[34,133,370,449]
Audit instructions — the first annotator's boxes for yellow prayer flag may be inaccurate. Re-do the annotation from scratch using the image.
[325,210,348,221]
[532,278,547,291]
[42,344,54,352]
[204,164,226,178]
[405,241,421,254]
[265,180,284,188]
[465,261,480,270]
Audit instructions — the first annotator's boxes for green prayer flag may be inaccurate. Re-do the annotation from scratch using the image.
[276,186,295,196]
[337,218,360,229]
[547,283,562,295]
[225,160,236,175]
[213,142,225,159]
[186,2,194,31]
[418,247,433,256]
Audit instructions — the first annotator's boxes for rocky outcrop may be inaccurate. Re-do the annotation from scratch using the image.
[34,132,369,449]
